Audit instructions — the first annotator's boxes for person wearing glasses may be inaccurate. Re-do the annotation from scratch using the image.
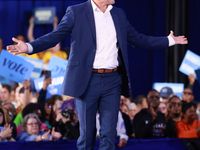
[165,96,182,138]
[16,113,61,141]
[181,88,194,103]
[134,89,167,138]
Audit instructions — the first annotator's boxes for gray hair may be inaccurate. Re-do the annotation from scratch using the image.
[21,113,41,133]
[128,102,137,110]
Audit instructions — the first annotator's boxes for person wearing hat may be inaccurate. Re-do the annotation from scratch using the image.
[160,87,174,103]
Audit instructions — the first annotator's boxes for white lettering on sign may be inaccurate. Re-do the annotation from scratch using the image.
[35,10,52,21]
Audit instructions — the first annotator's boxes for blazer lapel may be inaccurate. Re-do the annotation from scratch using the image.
[85,0,96,49]
[110,8,122,47]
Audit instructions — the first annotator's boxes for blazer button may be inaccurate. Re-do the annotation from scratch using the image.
[93,49,96,52]
[88,65,92,68]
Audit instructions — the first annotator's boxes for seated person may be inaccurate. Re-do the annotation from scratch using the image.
[2,102,17,121]
[181,88,194,103]
[17,113,61,141]
[134,95,147,112]
[176,102,200,138]
[96,111,128,148]
[0,106,16,139]
[0,84,12,105]
[158,102,167,115]
[128,102,138,137]
[134,90,167,139]
[120,103,133,138]
[159,86,174,103]
[42,43,67,64]
[0,124,15,142]
[15,103,48,135]
[53,99,79,140]
[165,96,182,138]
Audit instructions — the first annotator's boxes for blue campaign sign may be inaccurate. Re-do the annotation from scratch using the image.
[0,51,34,83]
[179,50,200,77]
[34,74,64,99]
[34,7,56,24]
[152,82,184,98]
[19,56,44,79]
[0,75,10,85]
[48,56,68,76]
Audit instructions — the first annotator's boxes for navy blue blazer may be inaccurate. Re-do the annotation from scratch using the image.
[30,0,169,97]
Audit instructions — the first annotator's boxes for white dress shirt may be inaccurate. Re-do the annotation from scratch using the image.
[91,0,118,69]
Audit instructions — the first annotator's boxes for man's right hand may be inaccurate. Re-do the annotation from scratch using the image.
[7,37,28,55]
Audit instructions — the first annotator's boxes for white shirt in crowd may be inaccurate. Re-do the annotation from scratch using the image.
[96,111,129,141]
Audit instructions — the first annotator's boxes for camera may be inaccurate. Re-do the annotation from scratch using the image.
[61,109,74,121]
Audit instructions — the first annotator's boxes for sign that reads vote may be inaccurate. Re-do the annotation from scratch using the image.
[34,74,64,99]
[179,50,200,77]
[48,56,68,76]
[0,51,34,83]
[19,56,44,79]
[34,7,56,24]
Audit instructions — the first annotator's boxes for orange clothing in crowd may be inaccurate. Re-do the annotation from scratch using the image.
[176,119,200,138]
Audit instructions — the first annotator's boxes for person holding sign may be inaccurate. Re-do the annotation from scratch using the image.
[7,0,188,149]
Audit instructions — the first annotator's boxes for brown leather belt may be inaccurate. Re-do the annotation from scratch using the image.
[92,68,117,73]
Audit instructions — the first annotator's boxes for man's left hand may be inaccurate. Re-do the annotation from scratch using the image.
[118,138,127,147]
[169,30,188,44]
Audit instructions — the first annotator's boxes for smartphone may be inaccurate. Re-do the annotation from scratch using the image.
[45,70,51,79]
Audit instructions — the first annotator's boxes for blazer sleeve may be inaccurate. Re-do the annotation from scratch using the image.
[126,19,169,50]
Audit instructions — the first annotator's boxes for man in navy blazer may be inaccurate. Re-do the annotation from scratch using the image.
[8,0,187,149]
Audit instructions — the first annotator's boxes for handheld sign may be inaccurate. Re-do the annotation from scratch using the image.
[48,56,68,76]
[34,74,64,99]
[152,82,184,98]
[0,51,34,83]
[179,50,200,77]
[19,56,44,79]
[34,7,56,24]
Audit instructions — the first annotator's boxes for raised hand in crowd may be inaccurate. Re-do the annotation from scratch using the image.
[188,74,195,86]
[53,16,59,30]
[42,77,52,91]
[27,16,35,42]
[0,123,14,142]
[50,127,62,141]
[21,79,31,109]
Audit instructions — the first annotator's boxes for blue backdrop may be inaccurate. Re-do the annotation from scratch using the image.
[1,0,198,99]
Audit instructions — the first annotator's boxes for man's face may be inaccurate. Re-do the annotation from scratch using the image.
[147,91,160,108]
[0,87,10,102]
[169,97,182,116]
[181,88,194,103]
[94,0,115,5]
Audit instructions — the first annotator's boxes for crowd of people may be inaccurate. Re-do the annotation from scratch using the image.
[0,68,200,147]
